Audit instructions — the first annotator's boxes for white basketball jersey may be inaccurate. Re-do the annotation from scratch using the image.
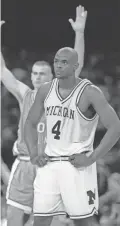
[44,78,99,156]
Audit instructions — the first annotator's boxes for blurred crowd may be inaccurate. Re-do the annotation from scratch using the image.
[1,47,120,226]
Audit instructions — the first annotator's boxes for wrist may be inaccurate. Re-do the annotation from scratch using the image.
[75,30,84,35]
[89,152,96,164]
[30,156,38,165]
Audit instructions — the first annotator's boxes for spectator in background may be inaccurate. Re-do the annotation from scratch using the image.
[99,173,120,226]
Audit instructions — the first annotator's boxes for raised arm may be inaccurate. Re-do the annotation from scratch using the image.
[86,85,120,162]
[69,5,87,78]
[1,21,29,105]
[24,83,51,165]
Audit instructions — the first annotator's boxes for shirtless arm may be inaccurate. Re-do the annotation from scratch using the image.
[24,82,51,165]
[1,22,29,107]
[70,85,120,167]
[87,85,120,163]
[69,5,87,78]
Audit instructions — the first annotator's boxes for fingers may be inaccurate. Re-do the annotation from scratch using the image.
[69,155,77,167]
[76,5,87,18]
[77,5,83,18]
[69,154,75,161]
[39,158,47,166]
[82,11,88,19]
[69,152,89,168]
[70,159,80,168]
[43,153,50,162]
[0,21,5,27]
[68,18,74,27]
[37,154,49,167]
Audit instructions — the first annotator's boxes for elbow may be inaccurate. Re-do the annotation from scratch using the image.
[117,125,120,138]
[113,121,120,137]
[1,65,6,75]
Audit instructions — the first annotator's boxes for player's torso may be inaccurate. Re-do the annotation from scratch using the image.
[14,89,46,156]
[15,89,35,155]
[44,78,99,156]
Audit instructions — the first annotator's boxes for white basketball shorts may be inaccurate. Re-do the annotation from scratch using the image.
[33,160,98,219]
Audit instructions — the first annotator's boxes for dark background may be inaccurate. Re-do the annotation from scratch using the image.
[1,1,120,225]
[1,0,120,53]
[1,0,120,169]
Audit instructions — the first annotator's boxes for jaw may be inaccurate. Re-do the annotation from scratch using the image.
[33,82,41,89]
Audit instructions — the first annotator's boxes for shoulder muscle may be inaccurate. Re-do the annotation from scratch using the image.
[86,85,120,129]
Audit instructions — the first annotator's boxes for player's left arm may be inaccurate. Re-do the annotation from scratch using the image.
[87,85,120,163]
[69,5,87,78]
[24,82,51,166]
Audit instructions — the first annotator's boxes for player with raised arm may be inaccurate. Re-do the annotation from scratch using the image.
[24,46,120,226]
[1,5,87,226]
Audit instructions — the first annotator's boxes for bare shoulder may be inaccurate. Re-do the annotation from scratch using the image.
[85,84,105,103]
[85,84,110,117]
[86,84,103,96]
[37,80,53,101]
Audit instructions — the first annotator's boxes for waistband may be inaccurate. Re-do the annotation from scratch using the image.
[48,151,90,162]
[17,155,30,161]
[48,156,69,161]
[17,151,90,162]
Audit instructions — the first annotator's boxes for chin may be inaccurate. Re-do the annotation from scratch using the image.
[55,74,61,78]
[34,84,41,89]
[56,74,65,79]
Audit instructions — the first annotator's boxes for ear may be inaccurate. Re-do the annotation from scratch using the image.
[74,62,79,71]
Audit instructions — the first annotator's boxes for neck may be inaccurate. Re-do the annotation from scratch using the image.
[34,88,38,91]
[58,76,76,89]
[34,85,41,92]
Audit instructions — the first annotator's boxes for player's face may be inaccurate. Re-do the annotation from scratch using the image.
[54,53,75,79]
[31,65,53,89]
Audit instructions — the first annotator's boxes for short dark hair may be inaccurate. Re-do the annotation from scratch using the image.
[32,60,54,77]
[33,61,51,69]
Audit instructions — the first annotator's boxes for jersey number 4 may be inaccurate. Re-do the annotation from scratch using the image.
[52,120,61,140]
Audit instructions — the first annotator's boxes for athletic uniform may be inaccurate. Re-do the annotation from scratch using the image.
[34,78,99,219]
[6,88,46,213]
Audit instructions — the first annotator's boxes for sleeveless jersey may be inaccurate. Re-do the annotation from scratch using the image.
[44,78,99,156]
[13,88,46,156]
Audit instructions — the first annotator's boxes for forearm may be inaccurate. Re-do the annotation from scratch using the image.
[24,119,38,163]
[74,32,84,77]
[1,51,6,72]
[91,125,120,163]
[1,55,28,101]
[1,158,10,186]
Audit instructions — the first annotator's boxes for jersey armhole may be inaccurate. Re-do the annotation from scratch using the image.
[76,81,98,121]
[44,79,56,105]
[19,88,31,112]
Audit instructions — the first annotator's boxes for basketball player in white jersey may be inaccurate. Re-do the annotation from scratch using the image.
[1,6,87,226]
[24,46,120,226]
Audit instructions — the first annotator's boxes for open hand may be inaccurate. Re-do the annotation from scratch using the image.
[0,21,5,28]
[69,5,87,33]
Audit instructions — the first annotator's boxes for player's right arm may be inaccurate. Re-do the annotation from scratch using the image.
[1,21,29,105]
[24,82,51,165]
[1,52,29,105]
[69,5,87,78]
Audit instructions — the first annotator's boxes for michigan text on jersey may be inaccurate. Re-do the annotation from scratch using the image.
[46,106,75,120]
